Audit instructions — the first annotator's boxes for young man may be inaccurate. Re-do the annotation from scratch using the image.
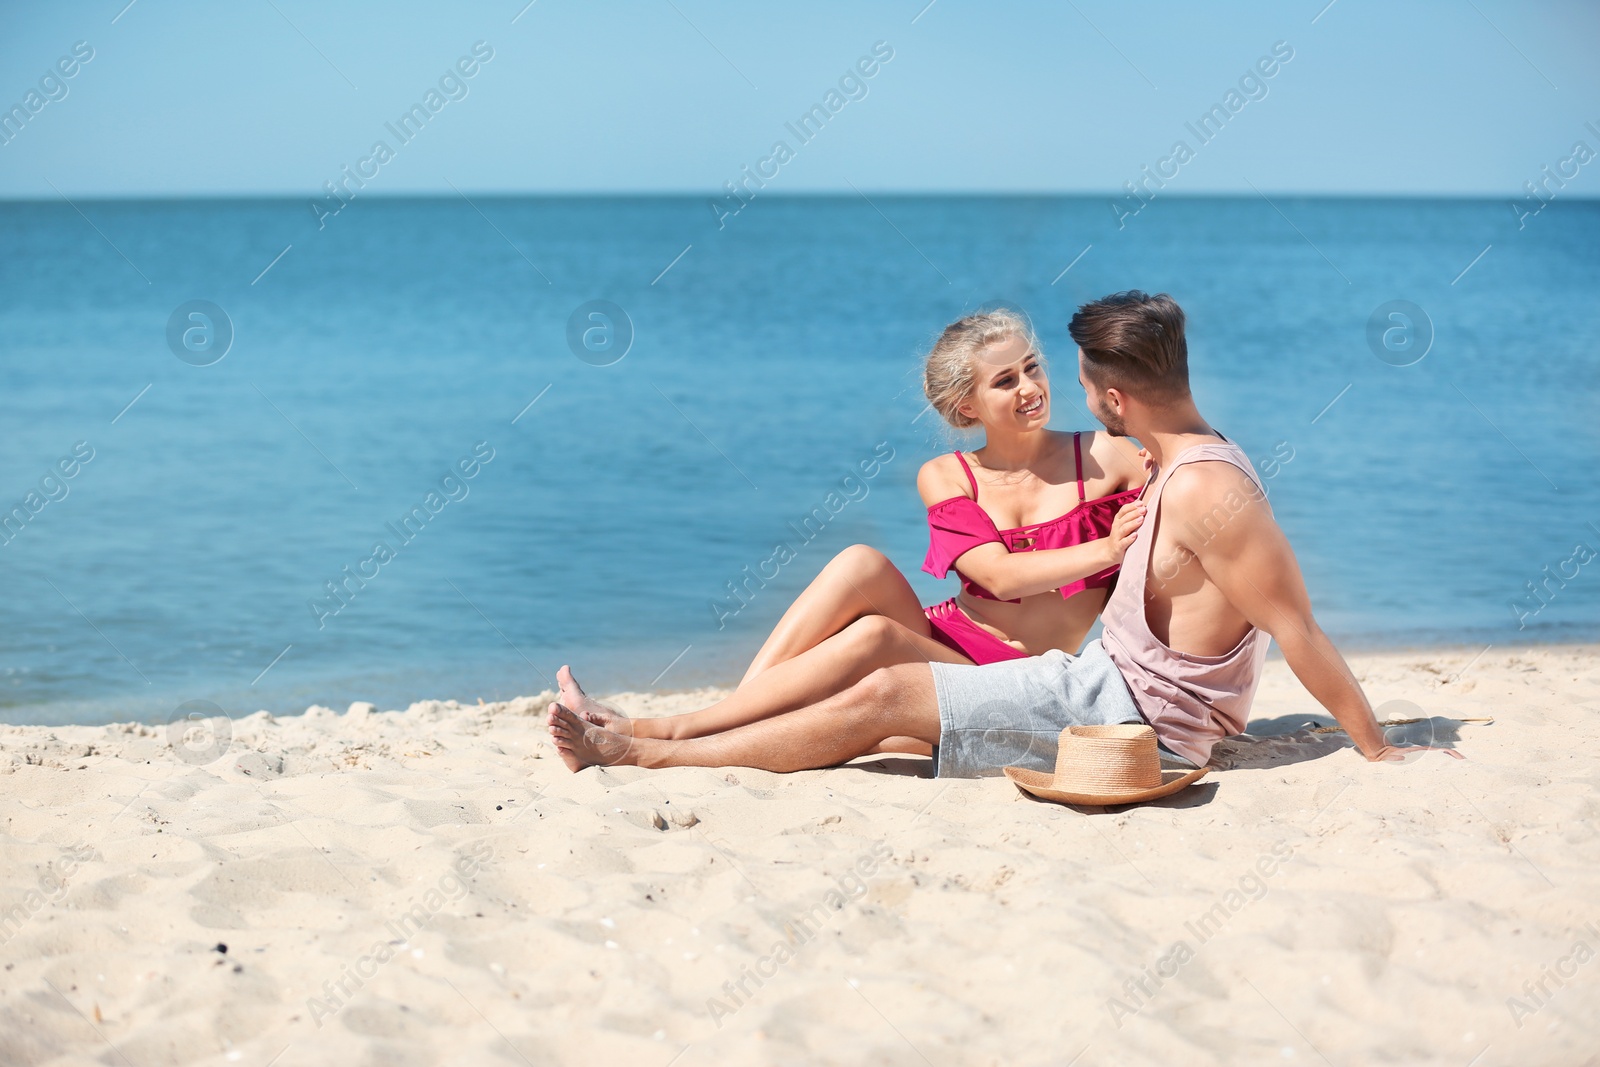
[548,292,1457,774]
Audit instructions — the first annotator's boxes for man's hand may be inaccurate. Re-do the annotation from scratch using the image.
[1365,744,1465,763]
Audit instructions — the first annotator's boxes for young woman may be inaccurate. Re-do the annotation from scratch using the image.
[551,309,1149,763]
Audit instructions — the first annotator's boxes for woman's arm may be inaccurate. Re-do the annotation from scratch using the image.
[917,452,1147,601]
[952,504,1144,600]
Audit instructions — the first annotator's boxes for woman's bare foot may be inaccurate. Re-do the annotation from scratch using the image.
[547,703,641,771]
[556,665,634,735]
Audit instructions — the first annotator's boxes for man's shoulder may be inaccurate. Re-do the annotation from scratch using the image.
[1160,458,1269,522]
[1164,455,1259,493]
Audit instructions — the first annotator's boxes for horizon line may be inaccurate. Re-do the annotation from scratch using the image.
[2,190,1592,205]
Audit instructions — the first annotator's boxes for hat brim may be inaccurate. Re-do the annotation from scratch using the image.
[1003,764,1208,806]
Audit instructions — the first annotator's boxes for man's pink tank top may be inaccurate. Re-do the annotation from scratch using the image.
[1100,437,1271,766]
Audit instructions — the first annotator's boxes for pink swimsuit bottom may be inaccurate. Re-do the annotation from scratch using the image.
[924,597,1029,665]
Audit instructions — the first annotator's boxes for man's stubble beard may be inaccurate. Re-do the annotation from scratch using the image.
[1094,396,1128,437]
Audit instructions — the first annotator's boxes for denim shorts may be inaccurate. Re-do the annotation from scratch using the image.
[927,639,1149,779]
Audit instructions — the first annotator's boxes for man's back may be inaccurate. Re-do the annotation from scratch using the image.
[1100,435,1272,766]
[1140,441,1270,657]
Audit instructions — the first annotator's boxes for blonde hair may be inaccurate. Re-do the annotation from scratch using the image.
[922,308,1043,429]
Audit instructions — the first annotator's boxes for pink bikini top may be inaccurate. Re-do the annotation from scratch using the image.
[922,432,1143,603]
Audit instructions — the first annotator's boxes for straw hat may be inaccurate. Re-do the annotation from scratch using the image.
[1003,724,1207,805]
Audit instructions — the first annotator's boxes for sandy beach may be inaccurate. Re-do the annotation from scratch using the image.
[2,642,1596,1066]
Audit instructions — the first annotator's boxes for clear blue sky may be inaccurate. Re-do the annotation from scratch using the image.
[2,0,1597,198]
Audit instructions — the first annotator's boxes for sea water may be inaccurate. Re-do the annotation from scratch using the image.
[1,195,1595,725]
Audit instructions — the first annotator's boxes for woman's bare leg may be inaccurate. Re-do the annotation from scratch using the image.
[551,546,951,756]
[739,545,930,685]
[566,614,965,743]
[548,663,941,773]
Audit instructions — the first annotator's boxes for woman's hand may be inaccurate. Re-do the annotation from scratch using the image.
[1106,501,1148,564]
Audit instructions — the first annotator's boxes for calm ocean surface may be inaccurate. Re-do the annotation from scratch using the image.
[2,195,1596,726]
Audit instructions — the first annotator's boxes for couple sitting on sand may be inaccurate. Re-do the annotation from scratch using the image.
[547,291,1456,787]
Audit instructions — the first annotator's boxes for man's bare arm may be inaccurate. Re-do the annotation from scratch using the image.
[1169,465,1459,762]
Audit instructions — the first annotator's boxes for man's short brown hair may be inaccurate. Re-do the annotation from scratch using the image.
[1069,291,1190,400]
